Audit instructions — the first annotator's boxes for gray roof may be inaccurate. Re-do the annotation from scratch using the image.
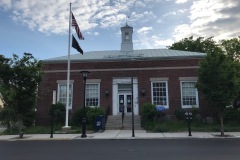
[43,49,206,62]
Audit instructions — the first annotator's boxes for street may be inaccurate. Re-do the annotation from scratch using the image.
[0,139,240,160]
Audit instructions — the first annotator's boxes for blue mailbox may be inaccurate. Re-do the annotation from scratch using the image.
[94,115,105,132]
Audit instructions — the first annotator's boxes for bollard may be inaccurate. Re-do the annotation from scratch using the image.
[185,112,192,136]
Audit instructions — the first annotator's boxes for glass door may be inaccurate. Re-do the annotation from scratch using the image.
[118,94,132,114]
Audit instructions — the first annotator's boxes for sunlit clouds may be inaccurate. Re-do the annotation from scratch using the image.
[0,0,239,51]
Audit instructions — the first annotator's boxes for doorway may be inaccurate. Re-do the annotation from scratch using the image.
[112,78,139,115]
[118,93,132,114]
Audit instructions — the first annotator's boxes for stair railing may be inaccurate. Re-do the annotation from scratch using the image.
[121,106,125,128]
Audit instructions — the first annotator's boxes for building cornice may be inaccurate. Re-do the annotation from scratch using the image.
[44,66,200,73]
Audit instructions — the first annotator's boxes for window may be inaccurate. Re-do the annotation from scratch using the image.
[124,32,129,41]
[86,83,100,107]
[151,81,169,108]
[181,81,198,108]
[118,84,132,92]
[57,83,73,109]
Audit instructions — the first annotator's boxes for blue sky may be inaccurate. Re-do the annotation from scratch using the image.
[0,0,239,60]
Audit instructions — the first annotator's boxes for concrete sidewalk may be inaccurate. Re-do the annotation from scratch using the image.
[0,130,240,141]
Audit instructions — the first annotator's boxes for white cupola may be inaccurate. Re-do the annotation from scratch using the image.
[121,23,133,51]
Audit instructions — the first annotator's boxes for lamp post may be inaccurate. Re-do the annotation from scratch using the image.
[50,90,56,138]
[185,111,192,136]
[80,71,90,138]
[131,77,135,137]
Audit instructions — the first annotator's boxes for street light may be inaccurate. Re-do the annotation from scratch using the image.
[185,111,193,136]
[80,71,90,138]
[50,90,56,138]
[131,77,135,137]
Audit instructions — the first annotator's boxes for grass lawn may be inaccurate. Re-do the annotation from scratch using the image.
[143,120,240,133]
[1,121,240,135]
[1,125,84,135]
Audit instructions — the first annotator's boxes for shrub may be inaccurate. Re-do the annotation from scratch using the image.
[72,107,105,127]
[191,106,199,117]
[224,107,240,123]
[156,110,166,120]
[86,107,105,125]
[49,103,66,126]
[23,110,36,127]
[140,102,157,126]
[142,121,157,131]
[0,107,17,128]
[72,108,85,126]
[153,123,168,132]
[174,108,186,121]
[3,127,18,135]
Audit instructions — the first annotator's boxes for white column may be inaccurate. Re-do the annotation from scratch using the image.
[133,78,139,115]
[112,81,118,115]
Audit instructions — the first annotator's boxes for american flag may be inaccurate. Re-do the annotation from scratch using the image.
[72,12,84,40]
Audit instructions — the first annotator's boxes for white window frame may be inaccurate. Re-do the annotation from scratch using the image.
[57,82,73,109]
[180,81,199,108]
[151,81,169,109]
[86,83,100,107]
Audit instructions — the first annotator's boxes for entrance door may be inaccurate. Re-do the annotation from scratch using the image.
[112,78,139,116]
[118,94,132,114]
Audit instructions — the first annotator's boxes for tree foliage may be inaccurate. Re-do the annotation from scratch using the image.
[221,37,240,109]
[169,36,240,136]
[0,53,43,138]
[197,52,239,109]
[221,37,240,61]
[196,51,239,136]
[167,36,220,54]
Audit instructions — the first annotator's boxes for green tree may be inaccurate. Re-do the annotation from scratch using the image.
[167,36,219,54]
[221,37,240,61]
[169,36,240,136]
[221,37,240,108]
[196,52,239,136]
[0,53,43,138]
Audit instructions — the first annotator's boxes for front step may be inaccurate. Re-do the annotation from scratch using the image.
[105,115,142,130]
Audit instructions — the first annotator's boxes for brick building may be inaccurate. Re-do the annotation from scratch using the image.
[36,24,206,125]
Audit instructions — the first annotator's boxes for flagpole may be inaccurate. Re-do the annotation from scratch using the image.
[64,3,71,128]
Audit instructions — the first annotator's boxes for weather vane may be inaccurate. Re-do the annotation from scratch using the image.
[125,15,130,25]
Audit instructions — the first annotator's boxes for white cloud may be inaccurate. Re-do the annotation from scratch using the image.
[151,35,174,47]
[175,0,188,4]
[0,0,161,38]
[177,9,188,13]
[94,32,99,36]
[99,14,126,28]
[130,11,157,23]
[163,11,177,17]
[135,33,174,49]
[162,9,187,18]
[1,0,239,46]
[86,31,100,36]
[172,0,240,42]
[0,0,12,9]
[134,1,146,7]
[172,24,191,41]
[137,27,153,35]
[0,0,140,34]
[189,0,225,22]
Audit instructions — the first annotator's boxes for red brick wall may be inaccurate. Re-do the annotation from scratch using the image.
[36,58,207,125]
